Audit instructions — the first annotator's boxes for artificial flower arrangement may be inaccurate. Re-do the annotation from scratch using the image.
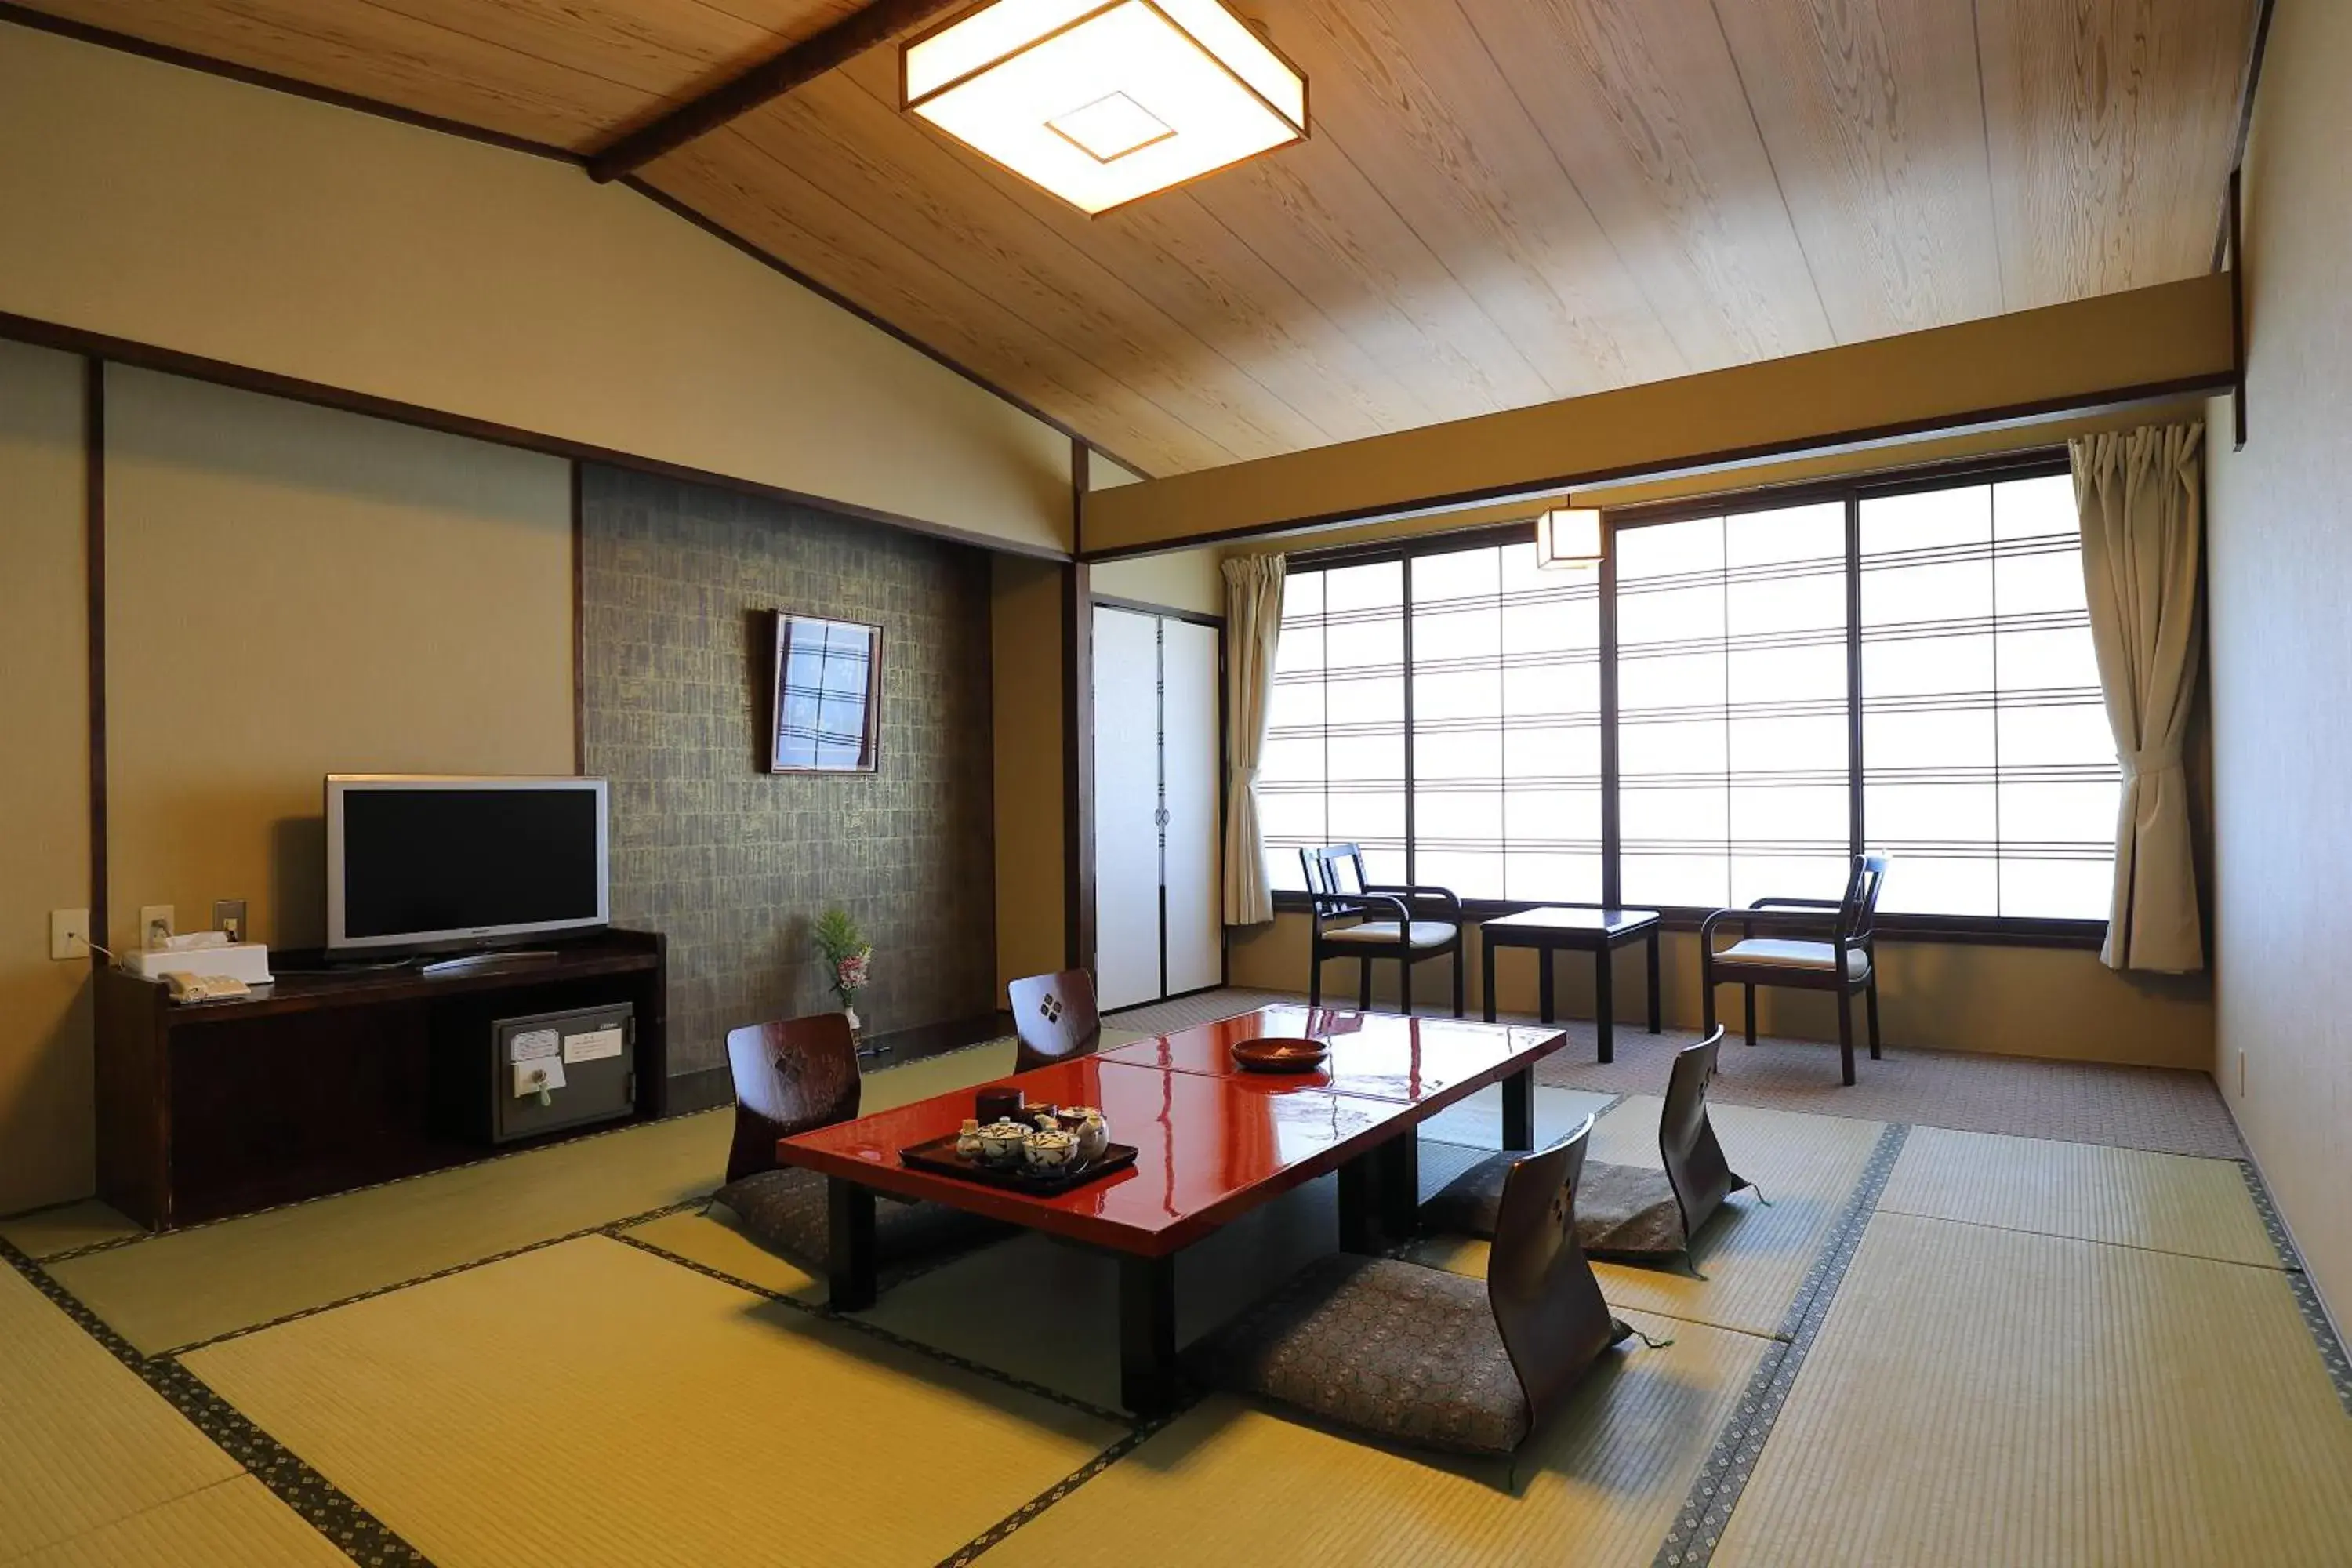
[811,908,873,1038]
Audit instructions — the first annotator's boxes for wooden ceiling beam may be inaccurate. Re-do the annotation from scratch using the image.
[586,0,961,183]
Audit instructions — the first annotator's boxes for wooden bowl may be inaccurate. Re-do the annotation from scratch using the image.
[1230,1036,1330,1073]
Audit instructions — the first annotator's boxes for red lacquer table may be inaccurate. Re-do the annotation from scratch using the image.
[779,1007,1565,1413]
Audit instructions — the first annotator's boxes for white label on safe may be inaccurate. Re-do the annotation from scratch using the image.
[510,1028,561,1063]
[564,1025,625,1065]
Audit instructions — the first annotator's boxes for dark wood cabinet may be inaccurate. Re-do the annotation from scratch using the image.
[94,930,668,1229]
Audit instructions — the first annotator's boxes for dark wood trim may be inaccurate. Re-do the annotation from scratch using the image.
[1075,377,2230,561]
[1064,562,1097,973]
[586,0,964,182]
[1597,521,1621,910]
[570,462,587,776]
[1267,891,2106,951]
[1072,438,1090,556]
[83,356,107,959]
[619,178,1151,482]
[1843,491,1866,861]
[1090,592,1222,627]
[0,3,582,167]
[2216,0,2281,270]
[0,310,1069,564]
[2229,168,2249,452]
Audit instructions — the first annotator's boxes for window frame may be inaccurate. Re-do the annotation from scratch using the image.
[1264,451,2110,949]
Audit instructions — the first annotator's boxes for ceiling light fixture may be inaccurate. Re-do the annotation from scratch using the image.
[902,0,1308,216]
[1535,506,1603,572]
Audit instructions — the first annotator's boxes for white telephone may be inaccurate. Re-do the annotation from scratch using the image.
[162,971,252,1004]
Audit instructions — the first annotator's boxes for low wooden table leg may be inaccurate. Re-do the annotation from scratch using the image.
[1646,928,1663,1033]
[1338,1149,1383,1254]
[1502,1065,1534,1151]
[826,1177,877,1312]
[1482,934,1498,1024]
[1119,1253,1178,1417]
[1595,939,1616,1065]
[1377,1133,1420,1238]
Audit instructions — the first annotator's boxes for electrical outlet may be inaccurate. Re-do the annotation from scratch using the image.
[212,898,248,945]
[50,909,90,961]
[140,904,176,949]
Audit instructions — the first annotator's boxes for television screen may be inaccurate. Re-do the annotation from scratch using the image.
[328,777,608,952]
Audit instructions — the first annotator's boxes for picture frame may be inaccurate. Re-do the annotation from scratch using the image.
[766,611,884,774]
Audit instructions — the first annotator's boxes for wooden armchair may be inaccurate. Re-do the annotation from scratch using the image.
[1301,843,1465,1017]
[1700,853,1889,1085]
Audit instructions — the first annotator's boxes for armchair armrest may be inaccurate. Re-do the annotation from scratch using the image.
[1700,905,1847,953]
[1748,897,1839,910]
[1316,891,1415,929]
[1367,882,1465,922]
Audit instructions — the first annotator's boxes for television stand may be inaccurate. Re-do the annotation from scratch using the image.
[420,949,561,978]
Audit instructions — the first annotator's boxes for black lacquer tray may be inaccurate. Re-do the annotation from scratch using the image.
[899,1134,1138,1195]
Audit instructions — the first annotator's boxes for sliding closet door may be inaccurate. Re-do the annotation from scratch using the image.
[1093,607,1162,1011]
[1160,619,1223,994]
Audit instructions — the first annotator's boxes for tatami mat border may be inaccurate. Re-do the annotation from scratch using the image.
[1654,1123,1911,1568]
[0,1235,432,1567]
[935,1408,1195,1568]
[2237,1159,2352,1416]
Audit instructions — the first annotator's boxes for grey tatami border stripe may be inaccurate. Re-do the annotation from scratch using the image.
[936,1403,1196,1568]
[0,1236,433,1568]
[1654,1121,1912,1568]
[159,1196,713,1358]
[2235,1158,2352,1417]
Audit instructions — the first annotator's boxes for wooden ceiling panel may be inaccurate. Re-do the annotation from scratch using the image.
[4,0,2263,478]
[1978,0,2258,309]
[1454,0,1838,370]
[1714,0,2006,340]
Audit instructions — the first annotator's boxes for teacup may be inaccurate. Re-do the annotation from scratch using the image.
[975,1120,1032,1167]
[1023,1127,1080,1174]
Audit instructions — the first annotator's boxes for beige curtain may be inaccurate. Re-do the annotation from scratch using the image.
[1221,554,1285,925]
[2071,423,2205,972]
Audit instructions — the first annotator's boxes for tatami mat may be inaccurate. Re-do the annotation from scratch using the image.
[618,1204,822,1301]
[989,1309,1762,1568]
[50,1109,731,1354]
[0,1264,241,1563]
[1410,1097,1883,1338]
[185,1236,1123,1568]
[1713,1211,2352,1566]
[9,1477,350,1568]
[0,1201,143,1261]
[1878,1127,2279,1269]
[1417,1083,1618,1150]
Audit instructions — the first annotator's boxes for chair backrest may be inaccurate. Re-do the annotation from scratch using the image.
[1007,968,1102,1073]
[1299,844,1370,918]
[1486,1116,1622,1428]
[1659,1027,1739,1239]
[723,1012,861,1185]
[1838,852,1891,945]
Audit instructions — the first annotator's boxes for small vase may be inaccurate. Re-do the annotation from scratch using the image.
[840,1003,863,1049]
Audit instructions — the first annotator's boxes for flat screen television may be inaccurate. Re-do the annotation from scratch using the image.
[325,775,610,955]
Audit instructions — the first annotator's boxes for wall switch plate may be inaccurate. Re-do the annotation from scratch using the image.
[140,905,176,949]
[50,909,90,961]
[212,898,248,945]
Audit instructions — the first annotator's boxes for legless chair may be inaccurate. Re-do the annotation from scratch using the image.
[716,1013,1004,1273]
[1700,854,1889,1086]
[1006,969,1102,1073]
[1187,1116,1632,1456]
[1422,1029,1750,1262]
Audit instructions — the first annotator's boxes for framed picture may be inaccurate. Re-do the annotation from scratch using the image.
[767,612,883,773]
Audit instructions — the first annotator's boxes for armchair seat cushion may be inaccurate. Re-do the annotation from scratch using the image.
[1323,920,1457,948]
[1421,1156,1697,1261]
[1715,938,1870,981]
[1185,1254,1553,1455]
[713,1168,1009,1278]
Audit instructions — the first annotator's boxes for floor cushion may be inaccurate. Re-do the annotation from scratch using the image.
[712,1167,1008,1276]
[1422,1155,1694,1261]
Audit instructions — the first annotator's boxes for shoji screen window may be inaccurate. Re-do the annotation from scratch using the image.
[1407,541,1602,902]
[1616,503,1852,909]
[1859,471,2116,917]
[1258,561,1407,891]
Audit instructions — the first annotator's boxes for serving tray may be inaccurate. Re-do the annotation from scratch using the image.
[899,1133,1138,1195]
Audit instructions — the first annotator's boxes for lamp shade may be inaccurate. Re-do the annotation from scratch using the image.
[903,0,1308,215]
[1536,507,1602,571]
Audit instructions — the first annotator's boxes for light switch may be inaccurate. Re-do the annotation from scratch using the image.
[50,909,90,961]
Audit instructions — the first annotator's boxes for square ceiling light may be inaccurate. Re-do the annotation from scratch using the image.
[903,0,1308,215]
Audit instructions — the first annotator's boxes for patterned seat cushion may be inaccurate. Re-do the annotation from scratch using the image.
[1183,1254,1534,1455]
[1422,1156,1690,1261]
[712,1168,1008,1276]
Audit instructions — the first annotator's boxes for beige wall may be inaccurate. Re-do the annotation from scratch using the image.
[0,341,93,1213]
[104,368,575,953]
[2205,0,2352,1319]
[0,20,1071,556]
[992,556,1069,993]
[1228,915,2212,1071]
[1090,546,1225,619]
